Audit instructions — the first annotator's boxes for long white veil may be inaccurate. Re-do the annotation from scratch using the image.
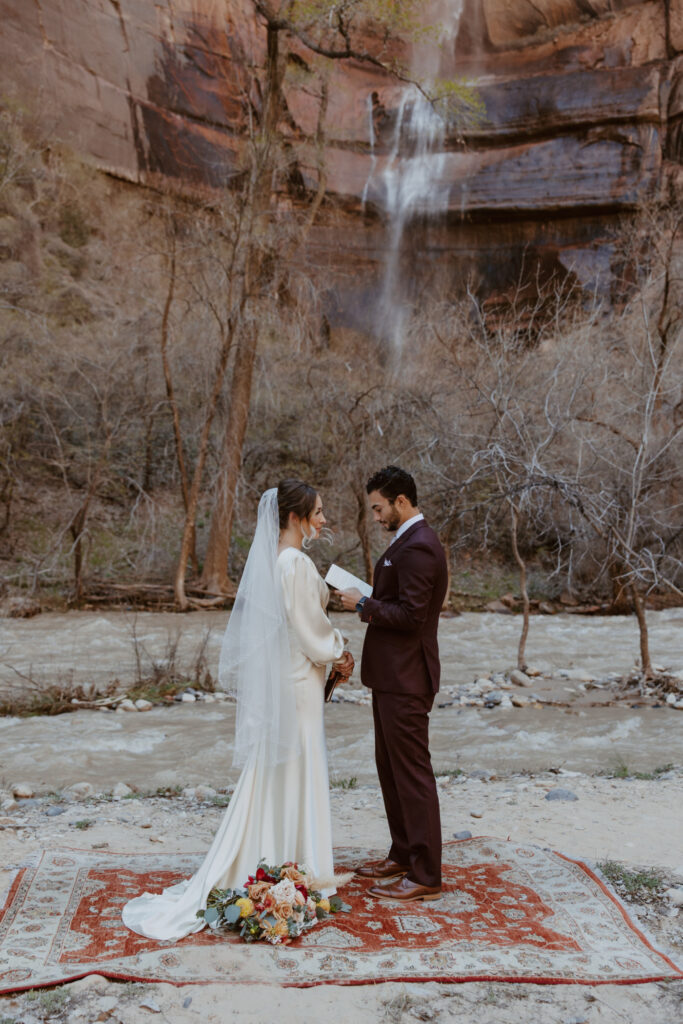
[217,488,297,768]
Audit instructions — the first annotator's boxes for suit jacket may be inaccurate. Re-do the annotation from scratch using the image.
[360,520,448,695]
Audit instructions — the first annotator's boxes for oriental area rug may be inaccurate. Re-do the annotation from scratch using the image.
[1,839,681,993]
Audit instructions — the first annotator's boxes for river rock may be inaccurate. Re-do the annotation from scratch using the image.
[112,782,134,798]
[194,785,217,802]
[510,693,529,707]
[180,693,196,703]
[545,788,579,801]
[135,699,154,711]
[118,698,138,712]
[45,805,66,816]
[139,999,161,1013]
[453,830,473,840]
[664,888,683,906]
[66,782,95,801]
[68,974,111,994]
[563,668,595,682]
[96,995,119,1015]
[509,670,532,687]
[12,782,34,799]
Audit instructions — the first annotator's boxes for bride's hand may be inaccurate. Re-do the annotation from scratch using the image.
[335,650,354,680]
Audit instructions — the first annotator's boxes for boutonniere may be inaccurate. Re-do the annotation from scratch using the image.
[383,558,392,567]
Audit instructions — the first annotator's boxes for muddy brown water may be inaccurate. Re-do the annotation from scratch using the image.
[1,609,681,791]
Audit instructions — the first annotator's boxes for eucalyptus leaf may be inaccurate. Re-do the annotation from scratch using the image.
[203,906,221,926]
[224,903,243,925]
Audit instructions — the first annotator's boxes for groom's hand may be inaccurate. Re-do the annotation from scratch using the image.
[339,587,362,612]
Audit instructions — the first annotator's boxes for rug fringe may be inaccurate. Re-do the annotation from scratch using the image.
[312,870,355,889]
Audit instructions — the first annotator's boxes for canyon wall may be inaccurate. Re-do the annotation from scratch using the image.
[2,0,682,318]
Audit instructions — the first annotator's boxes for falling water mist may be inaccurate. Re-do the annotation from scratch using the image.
[363,0,464,358]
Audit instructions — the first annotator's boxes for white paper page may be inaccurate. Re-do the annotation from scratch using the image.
[324,563,373,598]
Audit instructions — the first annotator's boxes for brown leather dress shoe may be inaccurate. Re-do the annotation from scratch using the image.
[355,857,410,880]
[368,876,442,902]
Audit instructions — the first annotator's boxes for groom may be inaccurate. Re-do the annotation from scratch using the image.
[340,466,448,902]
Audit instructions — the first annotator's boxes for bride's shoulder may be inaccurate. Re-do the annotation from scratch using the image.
[277,546,315,572]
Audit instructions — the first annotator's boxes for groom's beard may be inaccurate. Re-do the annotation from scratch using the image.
[381,506,402,532]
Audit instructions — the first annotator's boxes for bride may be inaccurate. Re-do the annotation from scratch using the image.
[122,480,353,941]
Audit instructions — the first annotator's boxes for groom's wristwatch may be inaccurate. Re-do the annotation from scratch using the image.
[355,596,367,614]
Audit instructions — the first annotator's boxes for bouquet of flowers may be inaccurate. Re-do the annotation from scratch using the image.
[197,860,351,944]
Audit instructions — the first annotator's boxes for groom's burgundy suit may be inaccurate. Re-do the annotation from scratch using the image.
[360,519,448,888]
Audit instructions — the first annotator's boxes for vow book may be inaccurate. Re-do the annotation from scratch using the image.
[324,564,373,598]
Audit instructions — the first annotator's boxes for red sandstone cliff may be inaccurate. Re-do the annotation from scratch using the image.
[1,0,681,301]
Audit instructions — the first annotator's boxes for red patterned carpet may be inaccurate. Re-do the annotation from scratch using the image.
[1,839,681,992]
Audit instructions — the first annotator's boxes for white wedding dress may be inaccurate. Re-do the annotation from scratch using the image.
[122,547,344,942]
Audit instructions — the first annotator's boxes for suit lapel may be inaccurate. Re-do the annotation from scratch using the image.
[373,520,427,587]
[386,519,426,558]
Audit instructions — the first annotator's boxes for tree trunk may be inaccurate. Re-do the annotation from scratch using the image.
[509,502,530,670]
[159,241,199,575]
[70,506,87,603]
[354,482,373,584]
[0,473,12,534]
[608,557,632,614]
[196,21,283,596]
[173,322,237,608]
[199,326,258,594]
[630,583,653,679]
[441,538,452,612]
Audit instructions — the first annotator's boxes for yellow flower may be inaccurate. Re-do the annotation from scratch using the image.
[317,898,330,913]
[274,921,289,937]
[236,897,254,918]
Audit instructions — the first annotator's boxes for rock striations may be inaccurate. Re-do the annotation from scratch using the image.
[1,0,681,305]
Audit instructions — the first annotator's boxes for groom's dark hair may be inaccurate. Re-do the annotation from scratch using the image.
[366,465,418,507]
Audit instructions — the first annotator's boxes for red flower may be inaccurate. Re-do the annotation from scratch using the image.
[295,884,309,899]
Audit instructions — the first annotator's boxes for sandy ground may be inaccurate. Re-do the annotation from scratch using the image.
[1,773,682,1024]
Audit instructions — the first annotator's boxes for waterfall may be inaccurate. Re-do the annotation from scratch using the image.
[364,1,464,356]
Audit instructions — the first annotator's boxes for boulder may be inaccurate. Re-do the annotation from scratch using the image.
[65,782,95,801]
[112,782,134,798]
[510,669,532,687]
[12,782,34,799]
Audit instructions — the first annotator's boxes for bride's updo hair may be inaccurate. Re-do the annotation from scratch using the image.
[277,479,317,530]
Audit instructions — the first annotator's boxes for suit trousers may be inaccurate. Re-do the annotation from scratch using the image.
[371,689,442,888]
